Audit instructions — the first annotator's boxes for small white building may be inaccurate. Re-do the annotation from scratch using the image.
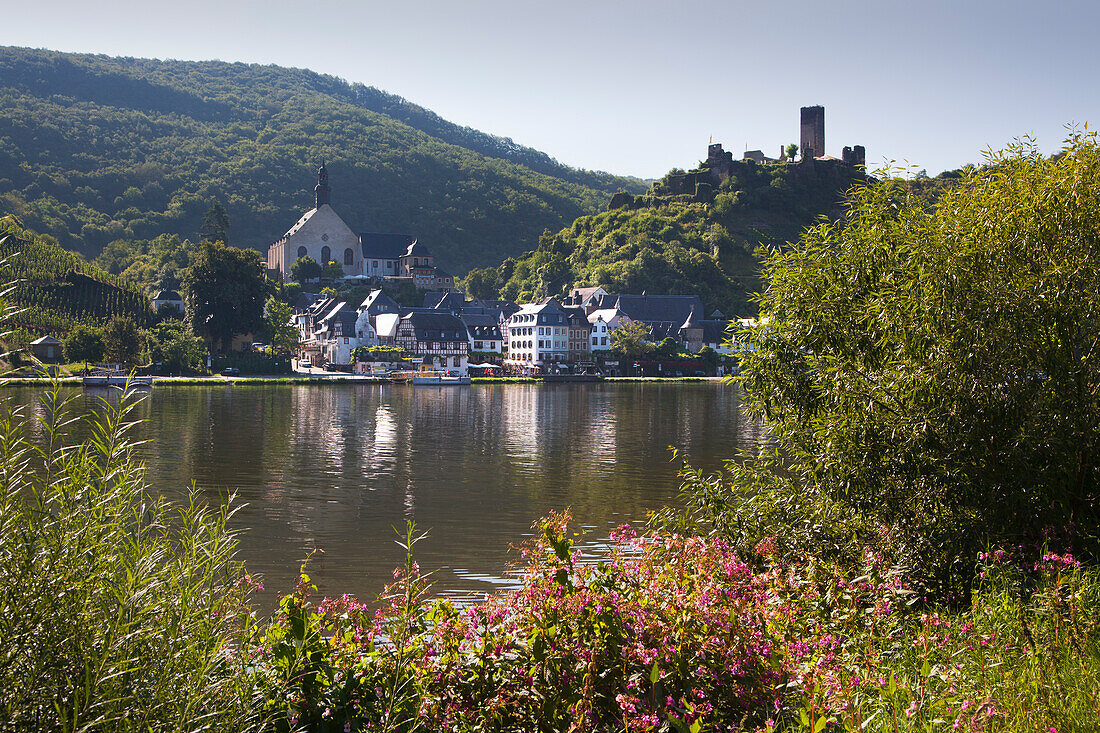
[151,289,184,314]
[587,308,630,351]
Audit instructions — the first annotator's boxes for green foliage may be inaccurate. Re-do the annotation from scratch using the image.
[94,233,193,294]
[321,259,344,280]
[263,296,297,355]
[289,255,321,283]
[0,216,152,335]
[148,320,208,374]
[0,46,645,274]
[609,319,654,358]
[351,345,409,363]
[200,198,230,244]
[0,382,259,730]
[102,314,141,365]
[182,239,271,352]
[735,132,1100,593]
[478,158,865,314]
[63,323,104,364]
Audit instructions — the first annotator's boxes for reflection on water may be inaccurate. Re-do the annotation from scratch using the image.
[6,382,765,607]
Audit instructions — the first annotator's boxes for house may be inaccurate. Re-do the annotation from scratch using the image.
[30,335,63,362]
[561,286,609,310]
[462,313,503,355]
[563,306,591,363]
[394,311,469,373]
[151,289,184,314]
[315,301,372,365]
[505,299,569,367]
[587,308,630,352]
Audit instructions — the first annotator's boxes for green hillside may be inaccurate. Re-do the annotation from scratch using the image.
[463,156,868,315]
[0,216,151,339]
[0,46,646,274]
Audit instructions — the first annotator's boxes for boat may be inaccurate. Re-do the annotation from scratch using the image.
[410,368,470,385]
[82,371,153,389]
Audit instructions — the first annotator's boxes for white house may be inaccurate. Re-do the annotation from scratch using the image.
[587,308,630,351]
[505,299,569,367]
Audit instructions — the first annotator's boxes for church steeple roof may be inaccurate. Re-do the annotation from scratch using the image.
[315,159,331,208]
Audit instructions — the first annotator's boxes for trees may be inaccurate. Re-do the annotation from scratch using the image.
[263,296,297,355]
[199,199,230,244]
[737,133,1100,586]
[321,260,344,281]
[784,143,798,162]
[64,324,104,366]
[182,240,270,353]
[102,316,141,365]
[149,321,207,374]
[289,256,321,283]
[609,320,653,358]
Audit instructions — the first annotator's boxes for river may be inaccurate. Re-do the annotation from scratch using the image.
[8,381,765,607]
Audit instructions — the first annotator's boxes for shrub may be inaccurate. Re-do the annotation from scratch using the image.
[0,382,260,730]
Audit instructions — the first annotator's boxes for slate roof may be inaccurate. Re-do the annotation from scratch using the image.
[360,289,400,314]
[461,313,503,341]
[562,305,590,326]
[423,291,467,311]
[318,301,357,333]
[701,319,733,345]
[591,294,706,325]
[400,311,468,342]
[404,240,432,258]
[152,290,182,301]
[359,232,416,259]
[294,292,323,312]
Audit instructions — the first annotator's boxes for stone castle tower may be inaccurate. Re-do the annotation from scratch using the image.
[800,106,825,160]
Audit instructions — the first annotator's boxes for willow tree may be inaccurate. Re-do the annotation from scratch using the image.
[737,132,1100,587]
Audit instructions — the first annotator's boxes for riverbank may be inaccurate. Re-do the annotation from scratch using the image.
[0,374,727,387]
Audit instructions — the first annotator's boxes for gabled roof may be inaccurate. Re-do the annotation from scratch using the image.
[294,292,323,312]
[404,240,432,258]
[360,289,400,314]
[359,232,417,259]
[400,311,467,342]
[701,319,733,344]
[423,291,466,311]
[591,293,705,326]
[31,335,62,345]
[152,289,182,301]
[681,306,702,330]
[461,313,503,340]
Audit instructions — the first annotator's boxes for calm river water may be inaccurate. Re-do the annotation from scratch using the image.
[10,382,765,607]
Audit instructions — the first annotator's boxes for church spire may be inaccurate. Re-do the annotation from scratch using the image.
[315,159,330,207]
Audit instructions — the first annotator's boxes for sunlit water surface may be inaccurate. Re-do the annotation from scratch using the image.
[9,382,765,607]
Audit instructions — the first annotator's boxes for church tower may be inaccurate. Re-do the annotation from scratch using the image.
[315,160,331,208]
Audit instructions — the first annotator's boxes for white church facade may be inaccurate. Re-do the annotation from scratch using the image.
[266,164,454,291]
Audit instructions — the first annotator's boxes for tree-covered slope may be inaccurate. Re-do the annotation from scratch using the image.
[463,157,867,315]
[0,216,150,338]
[0,46,646,274]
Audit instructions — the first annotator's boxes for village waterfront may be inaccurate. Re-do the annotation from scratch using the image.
[7,379,763,607]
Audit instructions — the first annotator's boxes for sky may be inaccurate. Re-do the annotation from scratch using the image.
[3,0,1098,179]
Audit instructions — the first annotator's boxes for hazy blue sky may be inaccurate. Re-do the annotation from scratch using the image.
[3,0,1097,179]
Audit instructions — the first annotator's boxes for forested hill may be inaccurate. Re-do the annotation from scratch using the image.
[462,156,868,316]
[0,46,646,273]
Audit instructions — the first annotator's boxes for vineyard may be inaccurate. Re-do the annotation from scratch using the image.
[0,216,151,335]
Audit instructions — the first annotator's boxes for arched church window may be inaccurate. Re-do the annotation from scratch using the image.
[321,246,331,264]
[297,246,307,259]
[344,248,354,266]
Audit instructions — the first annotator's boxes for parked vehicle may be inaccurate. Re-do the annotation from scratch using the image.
[299,359,312,369]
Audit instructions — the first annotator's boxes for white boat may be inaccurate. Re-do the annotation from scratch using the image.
[82,372,153,388]
[411,369,470,385]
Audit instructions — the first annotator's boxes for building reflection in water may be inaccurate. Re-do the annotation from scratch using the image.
[8,383,765,609]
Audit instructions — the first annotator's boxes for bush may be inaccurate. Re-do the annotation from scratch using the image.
[0,382,259,730]
[736,133,1100,594]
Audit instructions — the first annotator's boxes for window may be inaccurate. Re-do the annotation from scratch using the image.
[297,246,307,259]
[474,341,483,349]
[386,261,393,269]
[453,356,461,367]
[372,260,379,269]
[592,337,598,346]
[344,248,354,266]
[321,246,330,264]
[602,337,608,346]
[344,337,349,344]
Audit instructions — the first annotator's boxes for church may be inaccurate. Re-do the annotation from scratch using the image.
[266,164,454,291]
